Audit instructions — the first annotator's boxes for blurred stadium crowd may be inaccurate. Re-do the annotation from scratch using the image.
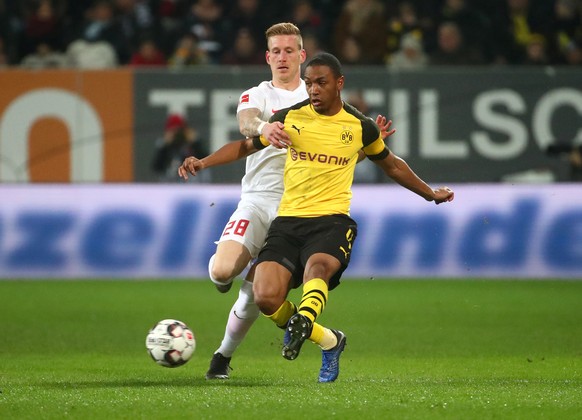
[0,0,581,69]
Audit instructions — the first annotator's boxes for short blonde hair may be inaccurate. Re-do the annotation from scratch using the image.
[265,22,303,49]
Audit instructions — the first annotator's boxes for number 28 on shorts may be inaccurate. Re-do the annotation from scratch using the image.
[222,219,250,237]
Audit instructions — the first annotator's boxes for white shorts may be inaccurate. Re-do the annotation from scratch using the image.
[215,197,279,258]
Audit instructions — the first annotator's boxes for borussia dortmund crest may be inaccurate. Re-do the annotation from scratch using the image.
[340,130,353,145]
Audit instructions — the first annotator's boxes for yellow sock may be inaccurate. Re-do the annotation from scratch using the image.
[298,278,328,324]
[309,322,324,344]
[265,300,296,328]
[309,326,338,350]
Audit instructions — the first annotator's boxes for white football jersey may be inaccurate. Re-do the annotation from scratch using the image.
[236,80,308,202]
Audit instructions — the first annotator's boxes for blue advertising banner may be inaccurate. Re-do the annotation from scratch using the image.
[1,184,580,279]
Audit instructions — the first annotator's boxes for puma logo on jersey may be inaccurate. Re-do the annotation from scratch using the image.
[291,125,304,134]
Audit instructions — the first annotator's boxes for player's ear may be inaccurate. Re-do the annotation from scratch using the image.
[299,48,306,63]
[265,50,270,65]
[337,75,345,91]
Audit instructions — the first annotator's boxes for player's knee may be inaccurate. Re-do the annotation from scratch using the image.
[209,259,236,283]
[253,281,284,315]
[254,293,280,315]
[210,249,251,283]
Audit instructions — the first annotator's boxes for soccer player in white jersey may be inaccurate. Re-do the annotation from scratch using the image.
[203,22,308,379]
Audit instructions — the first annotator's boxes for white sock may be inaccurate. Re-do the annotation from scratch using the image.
[216,280,260,357]
[208,254,234,288]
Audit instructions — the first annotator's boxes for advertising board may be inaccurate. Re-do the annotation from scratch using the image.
[1,184,580,279]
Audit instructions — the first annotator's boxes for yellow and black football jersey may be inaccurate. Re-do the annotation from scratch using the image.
[253,99,389,217]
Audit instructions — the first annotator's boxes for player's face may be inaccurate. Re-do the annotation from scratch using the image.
[266,35,306,84]
[304,65,344,116]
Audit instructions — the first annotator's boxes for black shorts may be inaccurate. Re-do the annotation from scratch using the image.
[256,214,358,290]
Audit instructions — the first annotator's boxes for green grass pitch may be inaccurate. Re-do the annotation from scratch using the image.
[1,279,581,419]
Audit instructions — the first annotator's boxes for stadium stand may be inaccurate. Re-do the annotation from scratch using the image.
[0,0,580,68]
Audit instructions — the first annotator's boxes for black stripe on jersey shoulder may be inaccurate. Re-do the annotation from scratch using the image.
[368,148,390,161]
[343,102,381,147]
[269,98,311,124]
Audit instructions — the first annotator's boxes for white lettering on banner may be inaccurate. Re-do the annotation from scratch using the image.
[0,185,581,280]
[361,90,384,109]
[388,89,410,157]
[472,89,528,159]
[0,88,103,182]
[532,88,582,149]
[419,90,468,158]
[148,89,205,116]
[143,86,581,163]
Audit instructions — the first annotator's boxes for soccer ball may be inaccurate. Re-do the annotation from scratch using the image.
[146,319,196,367]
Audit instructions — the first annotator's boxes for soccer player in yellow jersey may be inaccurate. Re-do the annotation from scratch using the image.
[180,52,454,382]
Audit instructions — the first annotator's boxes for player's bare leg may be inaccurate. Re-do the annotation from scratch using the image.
[208,241,252,293]
[253,261,293,315]
[253,262,304,356]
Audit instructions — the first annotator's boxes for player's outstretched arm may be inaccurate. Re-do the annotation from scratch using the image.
[376,152,455,204]
[238,108,290,149]
[178,138,257,180]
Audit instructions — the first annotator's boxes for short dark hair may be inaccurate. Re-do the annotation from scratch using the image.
[305,52,343,78]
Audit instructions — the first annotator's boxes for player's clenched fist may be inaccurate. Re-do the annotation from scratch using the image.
[432,187,455,204]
